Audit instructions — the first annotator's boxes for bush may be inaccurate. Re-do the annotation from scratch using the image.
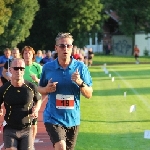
[143,49,149,56]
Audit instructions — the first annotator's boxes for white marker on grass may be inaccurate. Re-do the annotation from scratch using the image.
[112,77,114,82]
[105,69,109,74]
[124,92,126,97]
[104,63,106,67]
[109,74,111,77]
[130,105,136,113]
[144,130,150,139]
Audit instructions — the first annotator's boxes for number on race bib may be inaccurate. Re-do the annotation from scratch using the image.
[56,94,74,109]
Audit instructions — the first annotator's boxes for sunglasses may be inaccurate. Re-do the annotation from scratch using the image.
[12,67,25,71]
[56,44,73,49]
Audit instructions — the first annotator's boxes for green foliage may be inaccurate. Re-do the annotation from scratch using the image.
[143,48,149,56]
[102,0,150,36]
[0,0,14,35]
[0,0,39,48]
[20,0,103,49]
[93,54,150,65]
[68,0,102,32]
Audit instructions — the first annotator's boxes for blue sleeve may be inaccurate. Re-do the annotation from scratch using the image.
[80,64,92,86]
[39,65,48,87]
[0,86,4,109]
[0,56,2,63]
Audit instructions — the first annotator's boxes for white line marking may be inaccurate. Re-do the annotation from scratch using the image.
[0,143,4,150]
[34,139,43,143]
[111,69,150,108]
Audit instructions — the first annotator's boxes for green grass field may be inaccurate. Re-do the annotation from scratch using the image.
[93,54,150,65]
[76,55,150,150]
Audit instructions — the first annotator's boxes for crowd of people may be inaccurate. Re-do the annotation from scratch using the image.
[71,46,94,66]
[0,32,93,150]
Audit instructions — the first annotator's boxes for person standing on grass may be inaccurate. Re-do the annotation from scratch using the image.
[88,48,94,66]
[21,46,42,150]
[38,32,93,150]
[0,58,42,150]
[134,45,140,64]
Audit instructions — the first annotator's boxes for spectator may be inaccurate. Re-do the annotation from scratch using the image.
[40,50,53,66]
[42,50,46,58]
[79,48,85,62]
[72,48,81,60]
[88,48,94,66]
[2,47,20,83]
[83,47,88,66]
[35,50,43,63]
[0,48,12,85]
[52,51,58,60]
[134,45,140,64]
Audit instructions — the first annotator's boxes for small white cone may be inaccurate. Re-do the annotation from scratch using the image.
[109,74,111,77]
[130,105,136,113]
[124,92,126,97]
[104,63,106,67]
[112,77,114,82]
[105,69,108,74]
[103,67,106,71]
[144,130,150,139]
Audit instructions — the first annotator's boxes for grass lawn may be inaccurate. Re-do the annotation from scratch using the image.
[93,54,150,65]
[75,55,150,150]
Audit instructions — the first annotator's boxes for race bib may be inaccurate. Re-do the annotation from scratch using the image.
[56,94,74,109]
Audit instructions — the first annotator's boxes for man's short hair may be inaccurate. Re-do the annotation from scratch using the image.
[10,58,25,67]
[3,48,11,52]
[55,33,74,43]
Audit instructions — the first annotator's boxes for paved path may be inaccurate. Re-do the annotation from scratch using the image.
[0,99,54,150]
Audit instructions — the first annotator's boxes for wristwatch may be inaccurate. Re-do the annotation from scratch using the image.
[79,81,86,87]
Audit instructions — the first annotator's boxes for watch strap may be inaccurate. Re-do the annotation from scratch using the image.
[79,81,85,87]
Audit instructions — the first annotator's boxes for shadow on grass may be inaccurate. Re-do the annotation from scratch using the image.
[91,69,149,78]
[96,69,149,77]
[81,119,150,123]
[76,132,150,150]
[93,87,150,96]
[111,69,150,77]
[93,76,150,81]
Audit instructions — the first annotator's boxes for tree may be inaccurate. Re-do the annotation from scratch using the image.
[20,0,103,50]
[102,0,150,36]
[0,0,39,49]
[0,0,14,35]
